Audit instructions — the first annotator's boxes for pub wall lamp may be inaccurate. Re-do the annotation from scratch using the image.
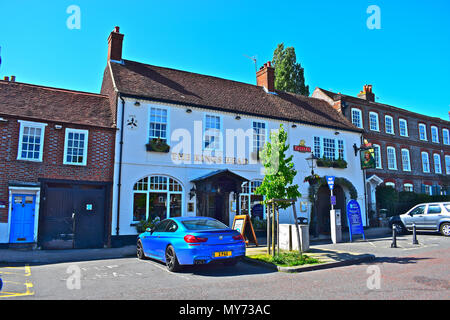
[235,115,241,120]
[189,186,196,199]
[186,109,192,113]
[134,101,141,106]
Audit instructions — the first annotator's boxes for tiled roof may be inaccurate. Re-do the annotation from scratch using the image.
[315,87,450,124]
[0,80,115,128]
[107,60,361,132]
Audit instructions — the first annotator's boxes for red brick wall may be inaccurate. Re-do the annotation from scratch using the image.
[0,116,115,223]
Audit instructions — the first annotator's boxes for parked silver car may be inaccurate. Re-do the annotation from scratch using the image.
[389,202,450,236]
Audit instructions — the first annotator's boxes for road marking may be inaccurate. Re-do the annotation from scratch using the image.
[0,264,34,298]
[141,260,191,279]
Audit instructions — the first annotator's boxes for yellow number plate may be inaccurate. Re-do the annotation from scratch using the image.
[213,251,232,258]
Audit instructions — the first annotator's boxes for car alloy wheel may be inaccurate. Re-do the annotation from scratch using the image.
[440,223,450,237]
[137,240,145,259]
[165,245,181,272]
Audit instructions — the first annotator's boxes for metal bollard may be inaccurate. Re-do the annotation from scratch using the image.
[412,223,419,245]
[391,224,398,248]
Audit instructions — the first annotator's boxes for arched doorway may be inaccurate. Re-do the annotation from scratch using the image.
[313,184,346,236]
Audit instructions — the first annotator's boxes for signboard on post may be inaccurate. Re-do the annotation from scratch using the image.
[346,200,365,241]
[326,176,335,190]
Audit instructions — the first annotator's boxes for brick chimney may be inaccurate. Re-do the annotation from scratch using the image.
[357,84,375,102]
[256,61,275,93]
[108,26,124,62]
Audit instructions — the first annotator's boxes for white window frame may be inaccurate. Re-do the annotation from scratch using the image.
[401,148,411,172]
[203,113,223,152]
[445,155,450,174]
[252,120,268,153]
[443,129,449,145]
[313,136,345,160]
[431,126,439,143]
[421,151,430,173]
[399,118,408,137]
[63,128,89,166]
[434,153,442,174]
[385,182,395,188]
[373,144,382,169]
[149,106,170,145]
[403,183,413,192]
[418,123,427,141]
[351,108,363,129]
[17,120,47,162]
[424,184,432,195]
[387,146,397,170]
[385,115,394,135]
[369,112,379,131]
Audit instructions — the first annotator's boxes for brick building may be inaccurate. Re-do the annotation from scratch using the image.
[0,79,116,249]
[313,85,450,214]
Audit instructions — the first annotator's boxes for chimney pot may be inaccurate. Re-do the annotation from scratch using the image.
[3,76,9,81]
[10,76,16,82]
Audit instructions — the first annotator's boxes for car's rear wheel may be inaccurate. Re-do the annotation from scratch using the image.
[440,222,450,237]
[165,245,181,272]
[137,240,146,260]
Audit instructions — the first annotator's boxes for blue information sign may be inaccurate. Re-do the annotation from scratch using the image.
[330,196,336,206]
[346,200,365,241]
[326,176,335,190]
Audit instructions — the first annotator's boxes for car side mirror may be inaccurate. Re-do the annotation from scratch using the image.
[408,212,413,216]
[146,227,153,233]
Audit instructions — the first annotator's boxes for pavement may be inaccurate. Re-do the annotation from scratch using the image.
[0,227,389,268]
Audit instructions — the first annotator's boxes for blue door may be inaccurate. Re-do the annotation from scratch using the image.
[10,195,36,243]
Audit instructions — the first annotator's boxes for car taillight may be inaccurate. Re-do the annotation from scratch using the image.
[232,234,245,242]
[184,235,208,243]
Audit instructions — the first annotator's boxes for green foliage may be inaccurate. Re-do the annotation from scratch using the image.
[272,43,309,96]
[255,124,301,209]
[376,186,450,216]
[135,218,158,234]
[249,252,321,267]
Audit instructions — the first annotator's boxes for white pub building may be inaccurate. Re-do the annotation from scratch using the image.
[101,27,367,245]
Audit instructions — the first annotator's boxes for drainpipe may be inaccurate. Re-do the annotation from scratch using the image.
[116,94,125,236]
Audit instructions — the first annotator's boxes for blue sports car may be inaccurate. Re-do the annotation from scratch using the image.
[137,217,246,272]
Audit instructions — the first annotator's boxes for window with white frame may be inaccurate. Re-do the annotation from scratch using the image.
[422,152,430,173]
[204,114,222,151]
[64,128,89,166]
[431,126,439,143]
[132,175,183,222]
[445,155,450,174]
[17,120,47,162]
[369,112,379,131]
[443,129,449,145]
[252,121,266,153]
[385,115,394,134]
[387,146,397,170]
[434,153,442,174]
[313,136,345,160]
[323,138,336,159]
[403,183,413,192]
[149,107,168,143]
[418,123,427,141]
[351,108,363,128]
[424,184,432,195]
[373,144,382,169]
[401,148,411,172]
[385,182,395,189]
[399,118,408,137]
[240,180,264,218]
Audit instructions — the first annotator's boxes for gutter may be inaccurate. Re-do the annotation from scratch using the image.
[116,94,125,236]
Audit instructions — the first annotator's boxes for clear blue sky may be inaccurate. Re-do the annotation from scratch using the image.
[1,0,449,119]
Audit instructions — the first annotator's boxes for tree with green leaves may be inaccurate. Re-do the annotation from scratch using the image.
[255,124,301,209]
[272,43,309,96]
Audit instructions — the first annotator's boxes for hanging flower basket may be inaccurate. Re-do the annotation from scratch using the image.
[304,174,321,185]
[146,138,170,153]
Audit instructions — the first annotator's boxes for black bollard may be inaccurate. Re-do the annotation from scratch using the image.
[391,224,398,248]
[412,223,419,245]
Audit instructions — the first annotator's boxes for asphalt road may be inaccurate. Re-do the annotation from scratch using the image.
[1,232,448,300]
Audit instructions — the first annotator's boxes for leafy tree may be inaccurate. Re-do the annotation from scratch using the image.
[272,43,309,96]
[255,124,301,209]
